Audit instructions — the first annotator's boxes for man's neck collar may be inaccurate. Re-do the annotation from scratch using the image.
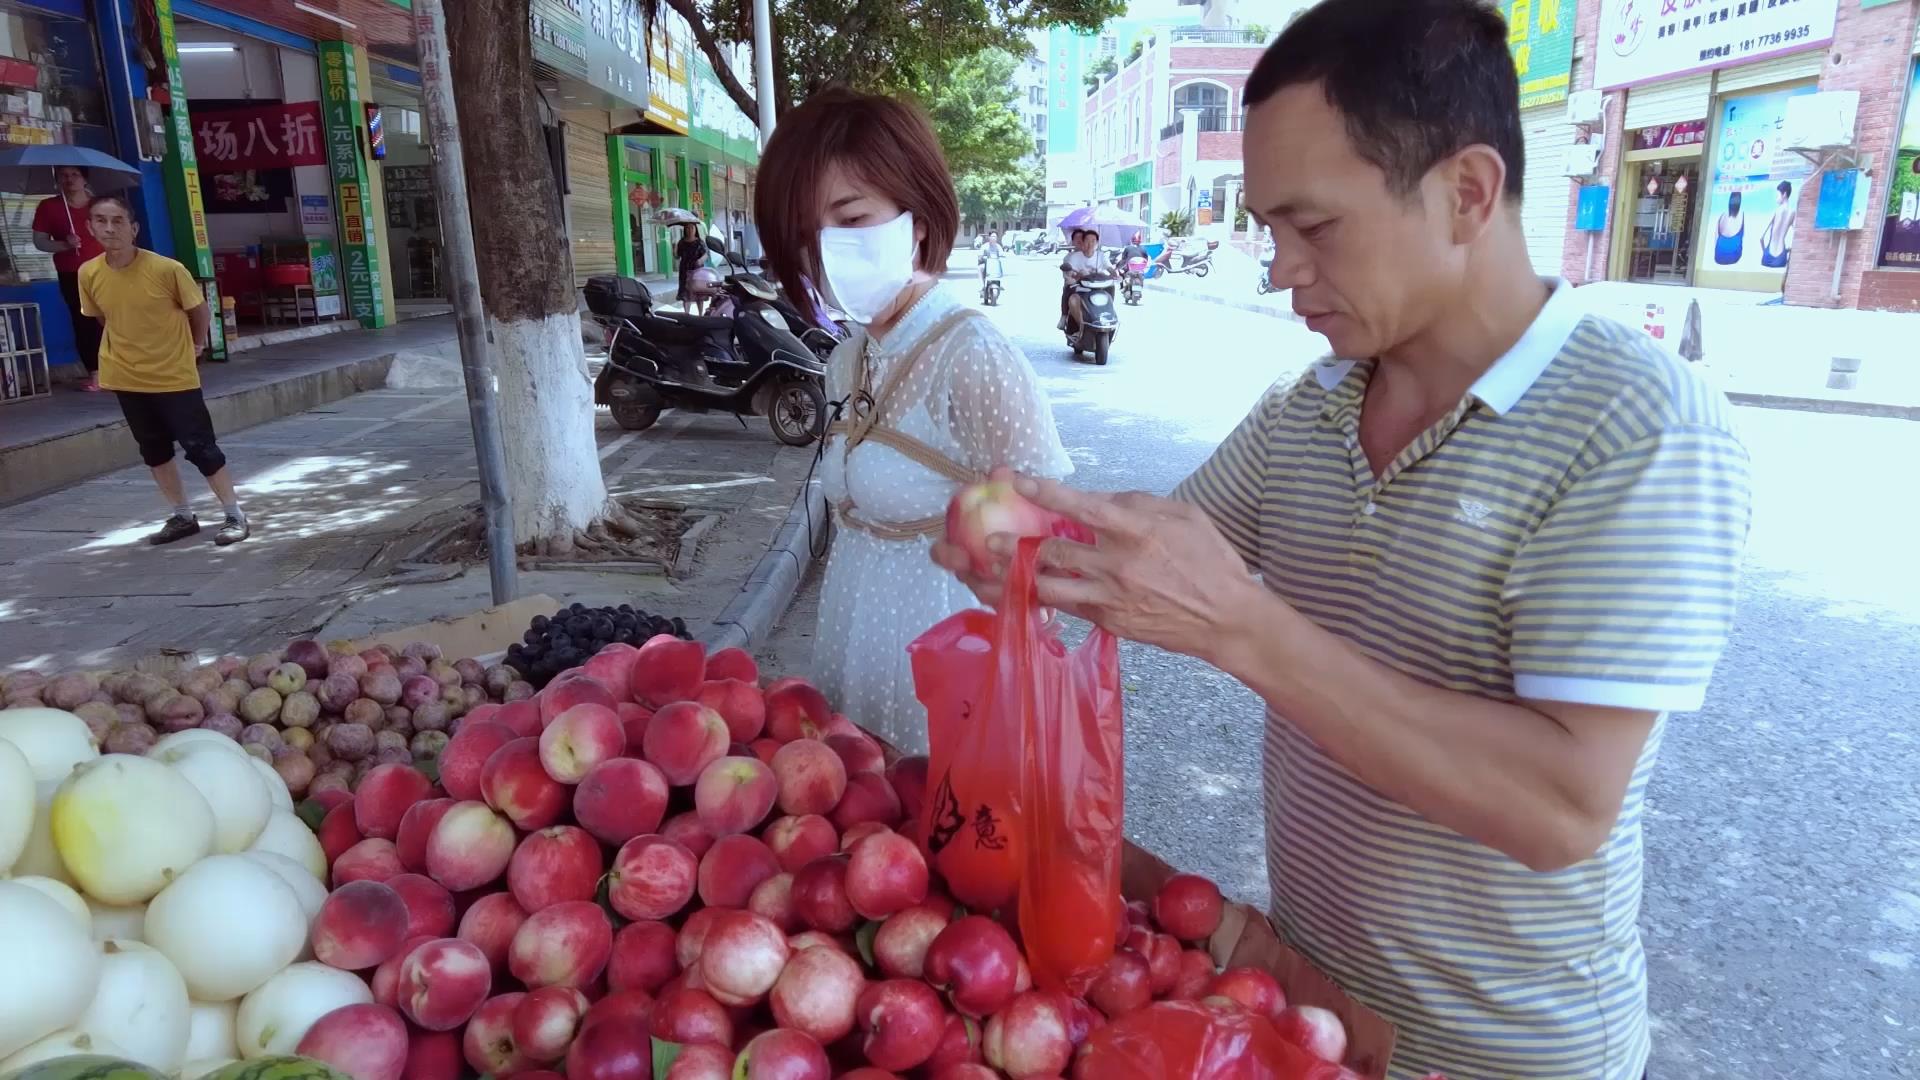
[104,248,139,269]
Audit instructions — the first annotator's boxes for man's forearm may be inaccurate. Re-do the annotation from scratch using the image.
[188,303,211,349]
[1208,583,1637,871]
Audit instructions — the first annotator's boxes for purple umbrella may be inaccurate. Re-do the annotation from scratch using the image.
[1056,204,1149,247]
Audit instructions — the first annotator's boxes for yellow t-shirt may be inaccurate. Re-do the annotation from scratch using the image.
[78,251,206,393]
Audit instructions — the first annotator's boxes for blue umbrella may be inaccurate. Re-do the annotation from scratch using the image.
[0,145,143,196]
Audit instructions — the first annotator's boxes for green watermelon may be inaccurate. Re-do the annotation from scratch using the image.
[0,1055,168,1080]
[198,1059,354,1080]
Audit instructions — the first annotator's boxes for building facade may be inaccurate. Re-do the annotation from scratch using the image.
[0,0,755,397]
[1522,0,1920,311]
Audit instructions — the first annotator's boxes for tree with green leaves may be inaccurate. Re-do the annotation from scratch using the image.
[908,49,1029,182]
[656,0,1123,118]
[957,162,1045,228]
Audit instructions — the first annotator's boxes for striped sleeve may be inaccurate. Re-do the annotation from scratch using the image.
[1504,423,1752,711]
[1170,384,1285,570]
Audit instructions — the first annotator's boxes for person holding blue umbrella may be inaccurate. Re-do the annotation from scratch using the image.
[31,165,104,390]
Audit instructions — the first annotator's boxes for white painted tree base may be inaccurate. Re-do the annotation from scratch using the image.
[491,312,608,547]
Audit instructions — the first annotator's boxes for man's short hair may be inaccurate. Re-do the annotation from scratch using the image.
[88,193,135,218]
[1245,0,1525,201]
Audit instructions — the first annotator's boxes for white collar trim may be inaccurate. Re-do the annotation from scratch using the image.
[1465,277,1583,416]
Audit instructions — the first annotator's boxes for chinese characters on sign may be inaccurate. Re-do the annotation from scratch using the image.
[193,102,325,172]
[318,42,386,329]
[153,0,225,357]
[1506,0,1575,108]
[1634,118,1709,149]
[532,0,647,108]
[1594,0,1838,90]
[646,7,692,133]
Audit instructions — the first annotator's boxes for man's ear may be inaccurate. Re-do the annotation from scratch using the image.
[1436,143,1509,245]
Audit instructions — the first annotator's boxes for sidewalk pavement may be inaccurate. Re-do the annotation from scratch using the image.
[1152,245,1920,420]
[0,312,815,674]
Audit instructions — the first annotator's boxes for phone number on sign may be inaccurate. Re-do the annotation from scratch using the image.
[1740,24,1813,52]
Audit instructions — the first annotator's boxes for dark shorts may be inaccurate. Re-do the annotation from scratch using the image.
[116,388,226,476]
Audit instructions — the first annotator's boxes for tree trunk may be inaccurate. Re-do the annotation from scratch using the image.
[445,0,608,553]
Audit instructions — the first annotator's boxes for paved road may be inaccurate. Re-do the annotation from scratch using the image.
[764,254,1920,1077]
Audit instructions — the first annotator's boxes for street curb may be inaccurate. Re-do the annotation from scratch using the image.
[1156,278,1920,422]
[0,353,396,508]
[1723,392,1920,421]
[1151,275,1300,323]
[699,475,829,654]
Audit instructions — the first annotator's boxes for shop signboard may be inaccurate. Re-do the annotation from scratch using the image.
[193,101,325,172]
[318,41,386,328]
[1113,161,1151,198]
[1877,62,1920,269]
[152,0,224,359]
[1504,0,1574,108]
[1046,27,1082,153]
[1701,85,1816,277]
[532,0,647,107]
[689,54,728,150]
[646,7,692,134]
[1594,0,1837,90]
[1633,119,1708,151]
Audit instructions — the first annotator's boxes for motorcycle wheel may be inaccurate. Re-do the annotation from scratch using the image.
[610,402,661,431]
[1194,263,1211,279]
[769,376,827,447]
[1256,278,1273,295]
[1093,334,1110,367]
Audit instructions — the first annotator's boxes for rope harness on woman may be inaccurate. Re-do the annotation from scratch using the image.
[826,309,985,540]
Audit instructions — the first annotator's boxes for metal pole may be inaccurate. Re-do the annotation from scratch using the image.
[413,0,518,604]
[752,0,777,143]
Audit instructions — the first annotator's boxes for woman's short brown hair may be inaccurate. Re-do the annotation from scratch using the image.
[754,87,959,300]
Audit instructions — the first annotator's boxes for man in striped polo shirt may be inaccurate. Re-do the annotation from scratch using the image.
[935,2,1751,1076]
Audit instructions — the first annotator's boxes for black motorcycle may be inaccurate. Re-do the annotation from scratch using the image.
[585,274,828,446]
[706,238,848,361]
[1065,274,1119,366]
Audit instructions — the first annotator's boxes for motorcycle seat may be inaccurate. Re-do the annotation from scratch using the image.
[651,310,734,333]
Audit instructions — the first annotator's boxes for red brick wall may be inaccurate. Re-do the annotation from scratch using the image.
[1197,131,1243,162]
[1858,269,1920,312]
[1157,138,1180,186]
[1559,0,1920,307]
[1559,0,1628,285]
[1783,1,1920,308]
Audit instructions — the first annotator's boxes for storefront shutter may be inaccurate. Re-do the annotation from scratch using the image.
[1623,72,1714,130]
[1713,49,1824,95]
[565,119,616,287]
[1520,104,1575,276]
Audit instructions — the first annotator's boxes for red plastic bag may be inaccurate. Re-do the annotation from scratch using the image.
[1073,1001,1360,1080]
[909,538,1126,993]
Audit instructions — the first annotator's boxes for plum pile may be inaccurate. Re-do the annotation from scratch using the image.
[506,603,689,689]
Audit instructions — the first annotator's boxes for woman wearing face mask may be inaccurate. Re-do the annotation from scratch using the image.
[756,87,1072,753]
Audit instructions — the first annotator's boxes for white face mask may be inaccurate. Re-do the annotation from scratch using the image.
[819,211,917,325]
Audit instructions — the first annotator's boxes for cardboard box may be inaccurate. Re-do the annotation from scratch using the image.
[347,594,557,663]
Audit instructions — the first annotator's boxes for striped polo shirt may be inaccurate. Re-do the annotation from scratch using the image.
[1174,280,1751,1079]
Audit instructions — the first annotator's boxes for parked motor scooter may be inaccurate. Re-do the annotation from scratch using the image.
[585,273,828,446]
[1256,254,1277,295]
[980,251,1004,306]
[705,237,848,360]
[1155,239,1219,278]
[1119,255,1149,304]
[1065,273,1120,365]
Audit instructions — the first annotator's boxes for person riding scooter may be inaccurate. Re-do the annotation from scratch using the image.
[1116,231,1150,303]
[979,230,1006,305]
[1059,228,1104,330]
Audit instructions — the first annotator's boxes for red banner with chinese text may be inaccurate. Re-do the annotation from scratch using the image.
[193,101,326,173]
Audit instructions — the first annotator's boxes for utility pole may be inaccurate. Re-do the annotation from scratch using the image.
[752,0,776,142]
[413,0,518,605]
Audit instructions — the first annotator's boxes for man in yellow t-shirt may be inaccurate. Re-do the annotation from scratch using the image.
[79,194,249,546]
